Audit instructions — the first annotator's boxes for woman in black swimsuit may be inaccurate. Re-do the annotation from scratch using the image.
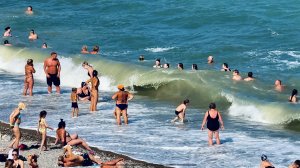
[201,103,224,146]
[77,82,91,101]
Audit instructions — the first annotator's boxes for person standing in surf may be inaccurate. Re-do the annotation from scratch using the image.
[172,99,189,123]
[71,88,79,117]
[274,79,284,92]
[9,102,26,149]
[23,59,36,96]
[201,103,224,146]
[86,70,100,111]
[112,84,134,125]
[44,52,61,94]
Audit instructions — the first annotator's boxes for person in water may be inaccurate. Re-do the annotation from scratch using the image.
[4,26,12,37]
[9,102,26,149]
[201,103,224,145]
[112,84,134,125]
[28,29,38,40]
[82,61,94,77]
[192,64,198,70]
[25,6,33,15]
[4,40,12,46]
[289,89,298,103]
[71,88,79,117]
[171,99,189,123]
[221,63,231,71]
[86,70,100,111]
[153,59,162,68]
[289,160,300,168]
[232,69,242,81]
[81,45,89,54]
[41,42,47,48]
[37,110,53,152]
[163,63,170,69]
[57,145,124,167]
[23,59,36,96]
[139,55,144,61]
[178,63,184,70]
[77,82,91,101]
[11,149,24,168]
[90,45,99,54]
[44,52,61,94]
[207,56,214,64]
[55,119,94,153]
[274,79,283,92]
[244,72,254,81]
[260,154,275,168]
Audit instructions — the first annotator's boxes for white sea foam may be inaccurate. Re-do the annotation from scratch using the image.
[145,47,175,53]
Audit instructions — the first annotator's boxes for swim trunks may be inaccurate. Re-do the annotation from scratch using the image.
[46,74,60,86]
[71,102,78,108]
[116,104,128,110]
[207,111,220,131]
[81,153,93,166]
[175,110,180,116]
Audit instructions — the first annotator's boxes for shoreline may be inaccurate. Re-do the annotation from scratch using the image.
[0,121,171,168]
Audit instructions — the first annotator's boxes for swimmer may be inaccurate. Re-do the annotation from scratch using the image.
[37,110,53,152]
[289,160,300,168]
[42,42,47,48]
[178,63,184,70]
[163,63,170,69]
[9,102,26,149]
[25,6,33,15]
[4,40,12,46]
[28,29,38,40]
[153,59,162,68]
[71,88,79,117]
[81,45,89,54]
[274,79,283,92]
[171,99,189,123]
[201,103,224,146]
[289,89,298,103]
[82,61,94,77]
[192,64,198,70]
[208,56,214,64]
[3,26,12,37]
[86,70,100,111]
[90,45,99,54]
[23,59,36,96]
[244,72,254,81]
[139,55,145,61]
[112,84,134,125]
[232,69,242,81]
[260,154,275,168]
[44,52,61,94]
[221,63,231,71]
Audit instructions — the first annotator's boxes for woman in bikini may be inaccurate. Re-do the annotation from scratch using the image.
[11,149,24,168]
[86,70,100,112]
[201,103,224,146]
[9,102,26,149]
[77,82,91,101]
[23,59,36,96]
[37,110,53,152]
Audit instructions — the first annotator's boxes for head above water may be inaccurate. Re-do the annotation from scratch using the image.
[163,63,169,68]
[275,79,282,85]
[248,72,253,78]
[92,70,98,77]
[30,29,35,34]
[139,55,144,61]
[27,6,33,11]
[58,119,66,129]
[178,63,184,70]
[5,26,10,31]
[209,102,216,109]
[18,102,26,110]
[223,63,229,68]
[93,45,99,52]
[183,99,189,104]
[293,160,300,167]
[27,59,33,65]
[208,55,214,63]
[192,64,198,70]
[42,43,47,48]
[39,110,47,118]
[291,89,298,97]
[233,69,239,74]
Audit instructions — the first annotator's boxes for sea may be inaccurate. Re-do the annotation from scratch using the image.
[0,1,299,167]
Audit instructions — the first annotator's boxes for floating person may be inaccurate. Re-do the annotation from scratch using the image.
[163,63,170,69]
[289,160,300,168]
[9,102,26,149]
[139,55,144,61]
[232,69,242,81]
[11,149,24,168]
[178,63,184,70]
[23,59,36,96]
[25,6,33,15]
[112,84,134,125]
[260,154,275,168]
[82,61,94,77]
[4,40,12,46]
[90,45,99,54]
[274,79,283,92]
[192,64,198,70]
[221,63,231,71]
[153,59,162,68]
[71,88,79,117]
[3,26,12,37]
[81,45,89,54]
[42,42,47,48]
[37,110,53,152]
[244,72,254,81]
[171,99,189,123]
[201,103,224,146]
[86,70,100,111]
[207,55,214,64]
[44,52,61,94]
[289,89,298,103]
[28,29,38,40]
[77,82,91,101]
[27,154,39,168]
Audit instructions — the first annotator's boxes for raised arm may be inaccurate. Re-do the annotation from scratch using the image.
[201,111,209,130]
[218,111,225,130]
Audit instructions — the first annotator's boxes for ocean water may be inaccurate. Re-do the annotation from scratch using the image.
[0,1,300,167]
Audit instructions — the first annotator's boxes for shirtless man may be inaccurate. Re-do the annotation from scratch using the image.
[232,69,242,81]
[23,59,36,96]
[112,84,134,125]
[172,99,189,122]
[274,79,283,92]
[28,30,38,40]
[244,72,254,81]
[44,52,61,94]
[86,70,100,111]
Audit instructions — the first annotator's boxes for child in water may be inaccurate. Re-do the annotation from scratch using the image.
[71,88,79,117]
[172,99,189,122]
[37,110,53,152]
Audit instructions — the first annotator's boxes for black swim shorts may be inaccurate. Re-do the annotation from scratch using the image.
[46,74,60,86]
[71,102,78,108]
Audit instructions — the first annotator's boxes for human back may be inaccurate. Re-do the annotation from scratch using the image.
[115,90,129,104]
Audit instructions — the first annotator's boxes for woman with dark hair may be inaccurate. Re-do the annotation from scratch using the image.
[244,72,254,81]
[77,82,91,101]
[23,59,36,96]
[4,40,12,46]
[28,29,38,40]
[178,63,184,70]
[90,45,99,54]
[37,110,53,152]
[86,70,100,111]
[221,63,231,71]
[11,149,24,168]
[3,26,11,37]
[192,64,198,70]
[289,160,300,168]
[289,89,298,103]
[201,103,224,145]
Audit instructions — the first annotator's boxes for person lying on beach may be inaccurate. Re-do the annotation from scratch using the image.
[55,119,94,154]
[58,145,124,168]
[23,59,36,96]
[77,82,91,101]
[82,61,94,77]
[289,160,300,168]
[28,29,38,40]
[27,154,39,168]
[9,102,26,149]
[244,72,254,81]
[81,45,89,54]
[37,110,53,152]
[3,26,12,37]
[171,99,189,123]
[232,69,242,81]
[4,40,12,46]
[11,149,24,168]
[90,45,99,54]
[289,89,298,103]
[25,6,33,15]
[207,56,214,64]
[259,154,275,168]
[274,79,283,92]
